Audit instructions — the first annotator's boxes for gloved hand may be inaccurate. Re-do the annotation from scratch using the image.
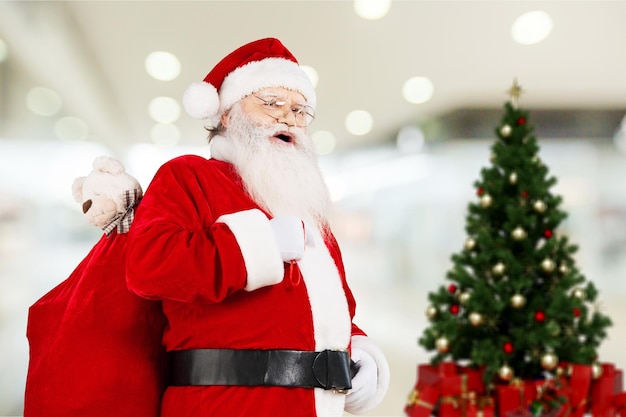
[269,215,315,263]
[345,348,378,414]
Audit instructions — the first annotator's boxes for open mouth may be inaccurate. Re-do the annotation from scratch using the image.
[273,131,294,143]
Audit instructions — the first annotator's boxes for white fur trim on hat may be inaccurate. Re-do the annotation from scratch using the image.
[183,81,220,120]
[219,57,316,116]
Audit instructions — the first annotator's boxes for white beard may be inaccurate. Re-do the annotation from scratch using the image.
[220,104,332,231]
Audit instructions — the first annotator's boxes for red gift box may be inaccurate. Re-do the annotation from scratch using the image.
[405,362,485,417]
[558,363,592,417]
[418,362,485,397]
[405,383,439,417]
[612,392,626,416]
[591,363,624,416]
[466,400,495,417]
[496,379,545,416]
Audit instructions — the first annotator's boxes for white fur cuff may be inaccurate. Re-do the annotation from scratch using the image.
[216,209,284,291]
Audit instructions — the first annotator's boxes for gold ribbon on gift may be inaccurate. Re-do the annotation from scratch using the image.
[440,374,472,417]
[510,378,528,406]
[407,389,436,410]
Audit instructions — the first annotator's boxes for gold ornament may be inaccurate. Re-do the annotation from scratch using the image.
[559,263,570,274]
[480,194,493,208]
[541,352,558,370]
[511,293,526,308]
[435,337,450,353]
[592,362,604,379]
[492,262,506,276]
[464,237,477,251]
[426,305,438,320]
[572,287,586,300]
[511,226,526,240]
[533,200,547,213]
[498,364,514,381]
[468,312,483,327]
[508,172,518,184]
[459,291,471,305]
[500,124,513,137]
[541,258,555,273]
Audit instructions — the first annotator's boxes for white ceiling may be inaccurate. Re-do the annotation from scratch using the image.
[1,1,625,156]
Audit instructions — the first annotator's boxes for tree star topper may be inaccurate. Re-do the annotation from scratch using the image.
[507,79,524,108]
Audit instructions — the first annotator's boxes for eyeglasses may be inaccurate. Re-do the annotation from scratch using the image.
[253,95,315,127]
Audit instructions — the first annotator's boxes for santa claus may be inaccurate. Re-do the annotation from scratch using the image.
[125,37,390,417]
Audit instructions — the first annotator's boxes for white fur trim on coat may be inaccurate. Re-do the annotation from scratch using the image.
[297,227,352,417]
[216,209,284,291]
[209,136,234,164]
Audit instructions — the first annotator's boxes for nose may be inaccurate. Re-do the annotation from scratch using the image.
[274,109,297,127]
[82,199,92,214]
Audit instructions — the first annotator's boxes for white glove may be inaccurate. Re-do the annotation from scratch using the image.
[345,348,378,414]
[269,215,315,263]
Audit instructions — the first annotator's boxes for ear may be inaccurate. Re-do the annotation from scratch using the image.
[221,109,231,128]
[71,177,85,203]
[93,155,125,175]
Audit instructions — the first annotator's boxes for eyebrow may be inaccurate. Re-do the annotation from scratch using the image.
[256,92,307,107]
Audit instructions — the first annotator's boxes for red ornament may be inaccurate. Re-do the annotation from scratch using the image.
[535,311,546,322]
[517,117,527,125]
[573,307,581,318]
[503,341,514,354]
[477,187,484,196]
[544,229,553,239]
[450,304,460,315]
[521,191,529,199]
[448,284,457,294]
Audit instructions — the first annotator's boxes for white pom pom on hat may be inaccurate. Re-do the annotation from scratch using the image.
[182,82,219,120]
[182,38,316,122]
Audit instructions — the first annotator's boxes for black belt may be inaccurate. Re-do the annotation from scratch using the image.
[169,348,356,392]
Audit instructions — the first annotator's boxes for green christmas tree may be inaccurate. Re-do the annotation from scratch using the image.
[418,81,612,385]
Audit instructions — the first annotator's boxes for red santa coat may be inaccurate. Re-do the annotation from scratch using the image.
[24,231,167,417]
[125,155,366,417]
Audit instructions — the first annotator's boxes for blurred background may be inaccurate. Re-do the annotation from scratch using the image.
[1,1,626,416]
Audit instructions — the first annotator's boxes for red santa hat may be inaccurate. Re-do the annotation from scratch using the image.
[183,38,316,123]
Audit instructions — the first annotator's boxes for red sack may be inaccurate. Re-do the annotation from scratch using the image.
[24,232,167,417]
